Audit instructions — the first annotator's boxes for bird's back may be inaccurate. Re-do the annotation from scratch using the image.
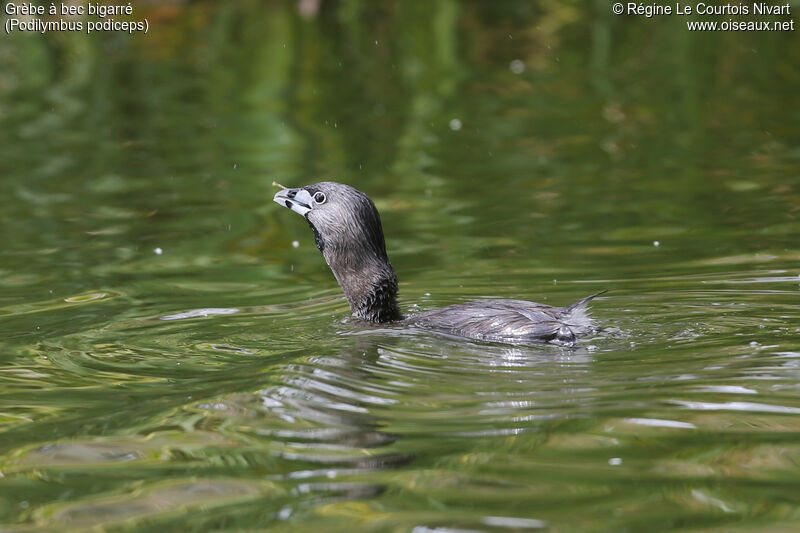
[406,293,603,346]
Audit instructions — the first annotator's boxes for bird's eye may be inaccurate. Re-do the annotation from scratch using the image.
[313,192,326,204]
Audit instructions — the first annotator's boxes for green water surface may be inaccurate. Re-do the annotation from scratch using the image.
[1,2,800,531]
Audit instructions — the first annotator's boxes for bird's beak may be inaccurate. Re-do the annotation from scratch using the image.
[273,187,314,217]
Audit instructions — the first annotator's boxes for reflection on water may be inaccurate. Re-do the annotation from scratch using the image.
[1,1,799,531]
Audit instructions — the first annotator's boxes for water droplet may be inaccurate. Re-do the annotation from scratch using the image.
[509,59,525,74]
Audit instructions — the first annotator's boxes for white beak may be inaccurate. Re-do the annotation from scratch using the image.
[274,188,314,217]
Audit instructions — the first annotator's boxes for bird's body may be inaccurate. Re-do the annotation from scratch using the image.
[274,181,603,347]
[408,295,601,346]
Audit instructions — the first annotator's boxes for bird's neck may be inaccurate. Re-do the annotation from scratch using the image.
[323,250,403,323]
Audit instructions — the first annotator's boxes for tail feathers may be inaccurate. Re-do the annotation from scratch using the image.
[562,290,607,334]
[565,290,608,313]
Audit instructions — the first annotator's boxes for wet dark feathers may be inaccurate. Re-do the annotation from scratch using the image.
[408,297,600,345]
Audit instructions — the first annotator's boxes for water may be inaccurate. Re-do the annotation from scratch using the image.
[1,2,799,531]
